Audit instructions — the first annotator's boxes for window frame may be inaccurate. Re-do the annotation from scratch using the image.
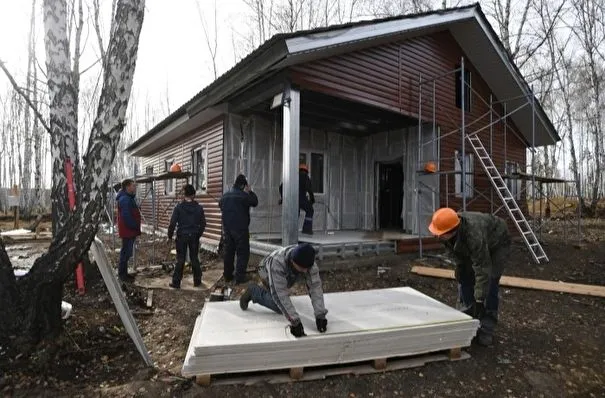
[164,159,175,196]
[192,144,209,195]
[299,150,327,195]
[454,150,474,198]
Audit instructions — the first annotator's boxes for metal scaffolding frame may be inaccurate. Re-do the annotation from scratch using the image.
[415,57,583,261]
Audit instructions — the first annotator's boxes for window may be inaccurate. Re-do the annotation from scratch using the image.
[192,144,208,194]
[455,66,471,112]
[164,159,175,195]
[299,151,325,194]
[454,150,474,198]
[505,161,523,200]
[145,166,153,192]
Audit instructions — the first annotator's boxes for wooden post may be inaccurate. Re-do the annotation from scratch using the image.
[14,206,19,229]
[289,367,304,380]
[372,358,388,370]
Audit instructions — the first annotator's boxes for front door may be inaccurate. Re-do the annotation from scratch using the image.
[378,162,404,230]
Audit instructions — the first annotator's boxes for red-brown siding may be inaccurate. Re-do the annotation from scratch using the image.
[139,119,224,243]
[291,30,527,217]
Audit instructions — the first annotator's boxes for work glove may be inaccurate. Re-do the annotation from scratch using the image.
[316,317,328,333]
[290,320,306,338]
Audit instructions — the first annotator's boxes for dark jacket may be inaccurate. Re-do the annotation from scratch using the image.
[116,190,141,238]
[168,200,206,239]
[279,170,315,204]
[219,187,258,231]
[443,211,511,301]
[258,245,327,324]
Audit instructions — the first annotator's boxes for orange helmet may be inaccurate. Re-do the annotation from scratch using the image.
[170,163,182,173]
[424,161,437,173]
[428,208,460,236]
[299,164,309,172]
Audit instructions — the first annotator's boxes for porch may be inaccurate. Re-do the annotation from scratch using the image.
[224,87,441,249]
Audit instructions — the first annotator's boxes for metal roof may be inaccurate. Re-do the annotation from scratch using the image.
[127,3,558,155]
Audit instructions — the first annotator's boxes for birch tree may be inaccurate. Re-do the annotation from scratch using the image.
[0,0,145,348]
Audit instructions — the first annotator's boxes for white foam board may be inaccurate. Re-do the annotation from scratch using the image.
[182,287,479,376]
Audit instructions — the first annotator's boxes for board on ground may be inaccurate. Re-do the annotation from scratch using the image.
[182,287,479,381]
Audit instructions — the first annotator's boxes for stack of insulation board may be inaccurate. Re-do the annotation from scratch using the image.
[182,287,479,377]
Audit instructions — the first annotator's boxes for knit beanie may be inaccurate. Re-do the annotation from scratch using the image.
[234,174,248,188]
[291,243,316,269]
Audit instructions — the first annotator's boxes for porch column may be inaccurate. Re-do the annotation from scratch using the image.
[282,87,300,246]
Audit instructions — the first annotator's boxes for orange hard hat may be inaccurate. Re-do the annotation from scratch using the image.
[424,161,437,173]
[428,208,460,236]
[170,163,182,173]
[299,164,309,172]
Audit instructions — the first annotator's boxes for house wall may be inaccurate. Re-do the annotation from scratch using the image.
[290,29,528,217]
[224,113,438,235]
[138,118,224,244]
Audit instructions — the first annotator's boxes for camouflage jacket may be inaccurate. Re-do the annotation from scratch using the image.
[443,211,511,301]
[258,245,328,324]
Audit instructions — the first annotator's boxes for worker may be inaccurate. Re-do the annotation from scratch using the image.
[116,179,141,282]
[219,174,259,284]
[428,208,511,346]
[279,164,315,235]
[167,184,206,289]
[239,243,328,338]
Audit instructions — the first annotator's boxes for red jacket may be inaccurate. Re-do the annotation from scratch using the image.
[116,190,141,238]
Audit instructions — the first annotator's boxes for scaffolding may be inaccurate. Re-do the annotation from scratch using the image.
[415,57,583,263]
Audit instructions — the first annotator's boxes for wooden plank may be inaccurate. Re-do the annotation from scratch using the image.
[146,290,153,308]
[205,351,470,386]
[195,374,211,386]
[411,265,605,298]
[448,347,462,360]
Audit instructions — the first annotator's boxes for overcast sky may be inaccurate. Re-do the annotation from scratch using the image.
[0,0,246,139]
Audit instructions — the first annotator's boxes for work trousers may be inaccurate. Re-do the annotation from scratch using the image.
[223,229,250,283]
[248,283,282,314]
[118,237,136,277]
[173,233,202,287]
[300,198,314,234]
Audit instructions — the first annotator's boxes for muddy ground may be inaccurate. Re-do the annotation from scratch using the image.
[1,220,604,397]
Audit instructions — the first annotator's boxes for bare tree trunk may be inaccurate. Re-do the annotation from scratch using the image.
[0,0,145,349]
[22,0,37,218]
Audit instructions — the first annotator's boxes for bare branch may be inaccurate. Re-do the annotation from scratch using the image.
[93,0,107,67]
[0,60,51,134]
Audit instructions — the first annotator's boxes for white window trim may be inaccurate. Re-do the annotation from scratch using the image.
[164,158,176,196]
[192,144,209,195]
[454,150,474,198]
[300,149,327,195]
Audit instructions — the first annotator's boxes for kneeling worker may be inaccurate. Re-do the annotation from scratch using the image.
[239,243,328,338]
[428,208,510,346]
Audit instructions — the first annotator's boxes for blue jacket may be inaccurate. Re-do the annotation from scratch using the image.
[219,187,258,231]
[116,190,141,238]
[168,200,206,239]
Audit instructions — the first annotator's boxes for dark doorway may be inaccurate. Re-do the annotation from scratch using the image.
[378,162,404,230]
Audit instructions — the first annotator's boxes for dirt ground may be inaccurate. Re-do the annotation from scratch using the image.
[1,220,604,398]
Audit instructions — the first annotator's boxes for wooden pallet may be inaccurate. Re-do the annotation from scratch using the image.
[194,348,468,386]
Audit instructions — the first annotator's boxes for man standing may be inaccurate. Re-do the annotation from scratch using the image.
[428,208,511,346]
[116,179,141,282]
[239,243,328,338]
[279,164,315,235]
[219,174,258,284]
[167,184,206,289]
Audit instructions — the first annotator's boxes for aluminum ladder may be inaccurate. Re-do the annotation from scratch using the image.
[466,134,549,264]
